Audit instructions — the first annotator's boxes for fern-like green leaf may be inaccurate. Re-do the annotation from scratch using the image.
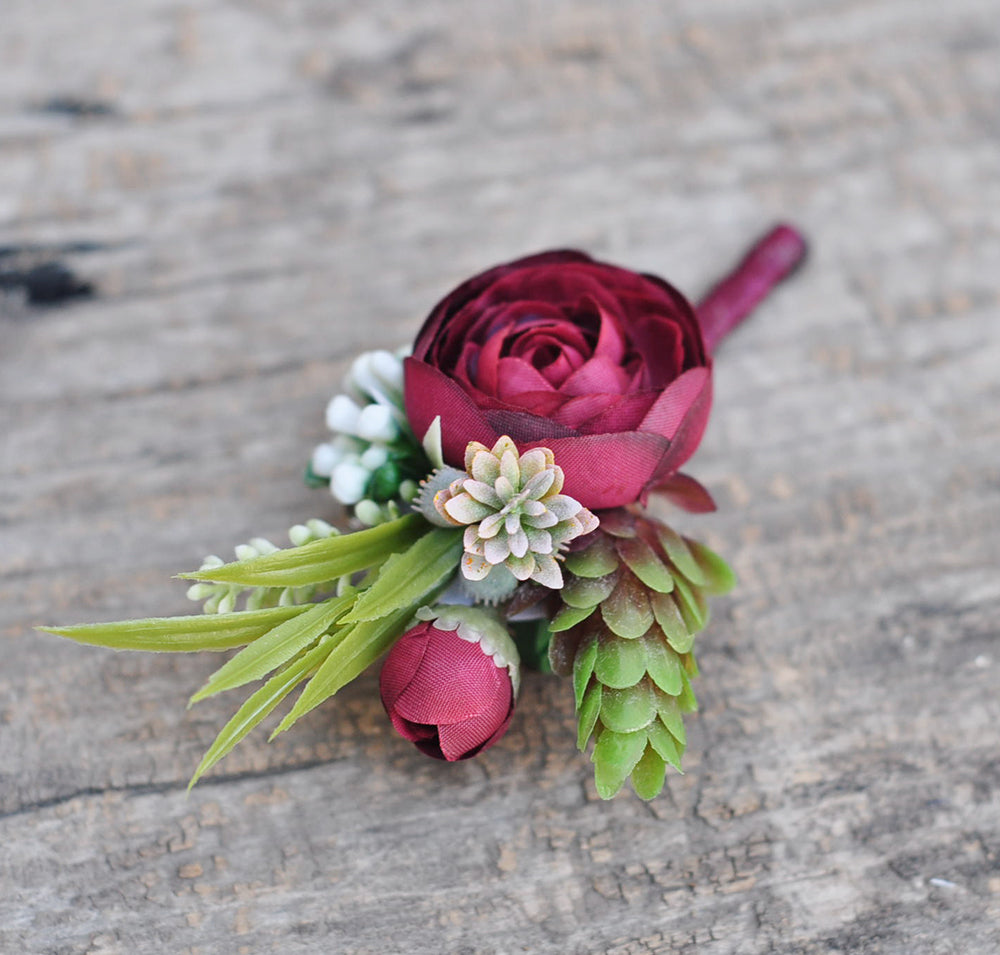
[180,514,426,588]
[188,593,355,704]
[339,528,463,624]
[188,640,332,788]
[270,604,415,738]
[37,605,311,653]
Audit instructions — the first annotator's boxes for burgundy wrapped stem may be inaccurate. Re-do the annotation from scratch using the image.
[696,224,808,353]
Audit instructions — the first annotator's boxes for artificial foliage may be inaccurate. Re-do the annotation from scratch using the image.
[548,509,735,798]
[41,223,806,799]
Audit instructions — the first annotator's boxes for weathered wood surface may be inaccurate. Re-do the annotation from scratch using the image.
[2,1,998,952]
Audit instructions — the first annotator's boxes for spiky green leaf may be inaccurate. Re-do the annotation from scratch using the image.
[340,527,463,623]
[271,605,415,738]
[188,593,355,704]
[188,640,331,788]
[38,605,311,653]
[181,514,426,587]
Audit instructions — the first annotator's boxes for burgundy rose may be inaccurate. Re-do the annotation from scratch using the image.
[380,609,518,761]
[404,251,713,510]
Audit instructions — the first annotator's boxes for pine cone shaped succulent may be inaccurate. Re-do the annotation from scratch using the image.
[432,436,599,590]
[547,508,735,799]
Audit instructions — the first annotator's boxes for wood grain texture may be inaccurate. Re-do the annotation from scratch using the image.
[2,1,999,952]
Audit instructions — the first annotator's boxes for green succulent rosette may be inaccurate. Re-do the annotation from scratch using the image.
[547,508,735,799]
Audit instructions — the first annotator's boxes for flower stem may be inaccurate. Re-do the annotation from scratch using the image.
[696,223,807,353]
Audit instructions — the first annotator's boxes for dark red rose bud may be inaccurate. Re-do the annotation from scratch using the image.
[379,607,519,761]
[405,251,712,510]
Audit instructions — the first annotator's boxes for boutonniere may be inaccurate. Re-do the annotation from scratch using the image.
[43,224,806,799]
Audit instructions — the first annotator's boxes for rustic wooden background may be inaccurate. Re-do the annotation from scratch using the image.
[2,1,998,952]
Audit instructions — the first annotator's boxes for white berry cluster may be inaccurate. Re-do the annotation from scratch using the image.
[187,519,345,613]
[309,348,421,525]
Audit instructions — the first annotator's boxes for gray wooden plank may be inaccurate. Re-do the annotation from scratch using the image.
[2,1,999,952]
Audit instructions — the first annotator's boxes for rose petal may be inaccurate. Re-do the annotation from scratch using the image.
[551,393,616,430]
[561,355,631,397]
[496,356,557,399]
[393,633,504,725]
[483,407,578,442]
[639,367,713,474]
[379,624,431,709]
[437,689,513,761]
[529,431,671,510]
[404,359,499,468]
[576,392,658,435]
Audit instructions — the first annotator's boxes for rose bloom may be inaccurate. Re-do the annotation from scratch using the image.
[404,251,713,511]
[380,618,515,761]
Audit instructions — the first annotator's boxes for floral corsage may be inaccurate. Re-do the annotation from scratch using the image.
[43,225,806,799]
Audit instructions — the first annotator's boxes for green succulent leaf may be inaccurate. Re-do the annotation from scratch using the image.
[181,513,426,588]
[594,634,647,689]
[600,682,656,734]
[38,605,312,653]
[563,537,619,578]
[656,524,707,586]
[577,681,602,750]
[340,527,463,623]
[561,572,618,609]
[188,640,332,788]
[188,593,355,704]
[642,634,684,697]
[600,576,654,639]
[687,539,737,595]
[630,744,667,800]
[646,719,684,772]
[573,633,598,709]
[649,591,694,652]
[617,537,674,593]
[593,727,647,799]
[678,669,699,713]
[672,575,709,633]
[597,510,637,538]
[550,603,597,632]
[654,690,687,745]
